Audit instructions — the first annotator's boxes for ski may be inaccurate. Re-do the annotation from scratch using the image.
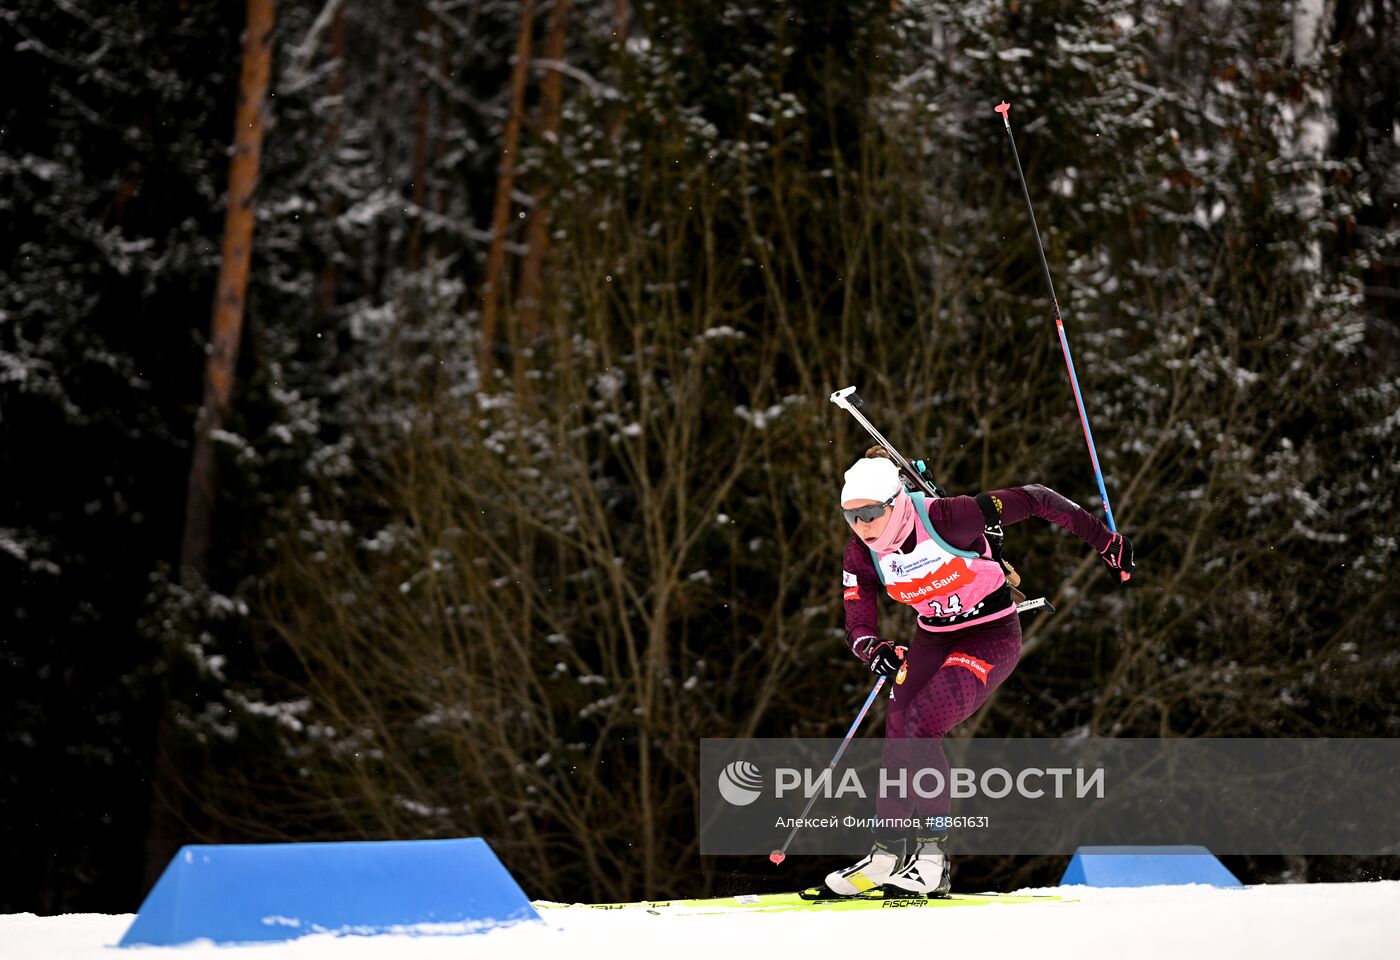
[534,890,1070,915]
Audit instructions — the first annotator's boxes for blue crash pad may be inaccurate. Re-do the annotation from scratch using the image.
[1061,845,1243,888]
[118,837,539,946]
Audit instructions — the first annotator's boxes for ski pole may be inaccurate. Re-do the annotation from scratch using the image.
[994,101,1129,582]
[769,675,887,865]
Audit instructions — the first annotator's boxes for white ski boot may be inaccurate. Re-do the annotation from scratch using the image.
[822,836,906,896]
[882,835,951,897]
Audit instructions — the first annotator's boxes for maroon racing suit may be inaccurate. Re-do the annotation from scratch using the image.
[841,485,1113,825]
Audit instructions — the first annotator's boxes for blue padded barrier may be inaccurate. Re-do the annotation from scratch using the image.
[1061,845,1243,888]
[118,837,540,946]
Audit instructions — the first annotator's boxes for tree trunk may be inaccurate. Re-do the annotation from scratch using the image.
[407,2,435,272]
[613,0,629,50]
[431,12,452,264]
[318,5,347,312]
[1289,0,1334,276]
[515,0,572,345]
[1332,0,1400,308]
[149,0,276,889]
[180,0,277,584]
[477,0,536,386]
[606,0,630,140]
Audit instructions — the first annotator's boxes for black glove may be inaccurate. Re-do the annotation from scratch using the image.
[1099,532,1135,582]
[866,641,907,679]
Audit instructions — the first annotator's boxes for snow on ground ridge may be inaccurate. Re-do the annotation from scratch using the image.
[6,881,1399,960]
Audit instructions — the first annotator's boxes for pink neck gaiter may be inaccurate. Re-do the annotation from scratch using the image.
[869,490,917,553]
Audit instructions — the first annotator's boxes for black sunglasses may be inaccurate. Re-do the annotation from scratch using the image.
[841,492,897,525]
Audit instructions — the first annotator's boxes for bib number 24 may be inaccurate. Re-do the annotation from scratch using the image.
[927,594,962,618]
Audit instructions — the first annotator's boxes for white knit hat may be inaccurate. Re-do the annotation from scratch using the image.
[840,456,901,505]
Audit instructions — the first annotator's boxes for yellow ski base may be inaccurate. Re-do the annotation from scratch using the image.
[535,890,1071,915]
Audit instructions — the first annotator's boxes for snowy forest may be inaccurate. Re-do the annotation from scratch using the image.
[3,0,1399,914]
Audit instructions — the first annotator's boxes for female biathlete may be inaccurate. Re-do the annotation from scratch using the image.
[821,450,1134,897]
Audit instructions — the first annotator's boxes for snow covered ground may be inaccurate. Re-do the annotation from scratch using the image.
[8,882,1399,960]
